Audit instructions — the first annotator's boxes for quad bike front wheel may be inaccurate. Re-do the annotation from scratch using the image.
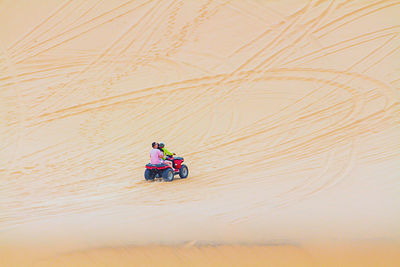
[179,164,188,179]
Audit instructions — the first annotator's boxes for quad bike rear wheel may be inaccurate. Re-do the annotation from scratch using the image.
[162,168,174,182]
[179,164,188,179]
[144,169,155,181]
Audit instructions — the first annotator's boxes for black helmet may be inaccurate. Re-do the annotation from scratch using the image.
[159,142,165,148]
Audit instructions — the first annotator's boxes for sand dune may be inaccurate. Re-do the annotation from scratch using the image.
[3,243,400,267]
[1,0,400,265]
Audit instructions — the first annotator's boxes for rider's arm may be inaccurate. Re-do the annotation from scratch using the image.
[163,147,174,156]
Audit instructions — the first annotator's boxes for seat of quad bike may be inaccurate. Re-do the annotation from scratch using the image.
[146,163,168,168]
[172,157,183,160]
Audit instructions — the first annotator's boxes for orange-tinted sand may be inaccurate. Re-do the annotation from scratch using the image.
[1,0,399,266]
[2,243,400,267]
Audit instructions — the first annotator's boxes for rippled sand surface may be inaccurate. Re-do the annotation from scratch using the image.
[1,0,400,265]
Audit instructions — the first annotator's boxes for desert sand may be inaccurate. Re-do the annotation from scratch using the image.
[1,0,400,266]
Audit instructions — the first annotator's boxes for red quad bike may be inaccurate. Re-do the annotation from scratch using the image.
[144,156,189,182]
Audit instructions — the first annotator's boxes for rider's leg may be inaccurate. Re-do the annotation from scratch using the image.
[161,158,173,169]
[165,161,173,169]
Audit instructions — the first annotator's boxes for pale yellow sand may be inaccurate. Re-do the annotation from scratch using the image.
[1,0,399,266]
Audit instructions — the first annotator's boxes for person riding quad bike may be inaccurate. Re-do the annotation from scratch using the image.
[152,142,172,169]
[158,142,175,159]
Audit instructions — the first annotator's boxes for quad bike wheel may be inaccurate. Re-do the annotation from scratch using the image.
[144,169,155,181]
[162,168,174,182]
[179,164,188,179]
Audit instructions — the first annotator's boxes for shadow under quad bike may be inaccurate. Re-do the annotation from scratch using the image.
[144,156,188,182]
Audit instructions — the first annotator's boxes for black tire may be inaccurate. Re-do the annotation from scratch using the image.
[144,169,155,181]
[162,168,174,182]
[179,164,189,179]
